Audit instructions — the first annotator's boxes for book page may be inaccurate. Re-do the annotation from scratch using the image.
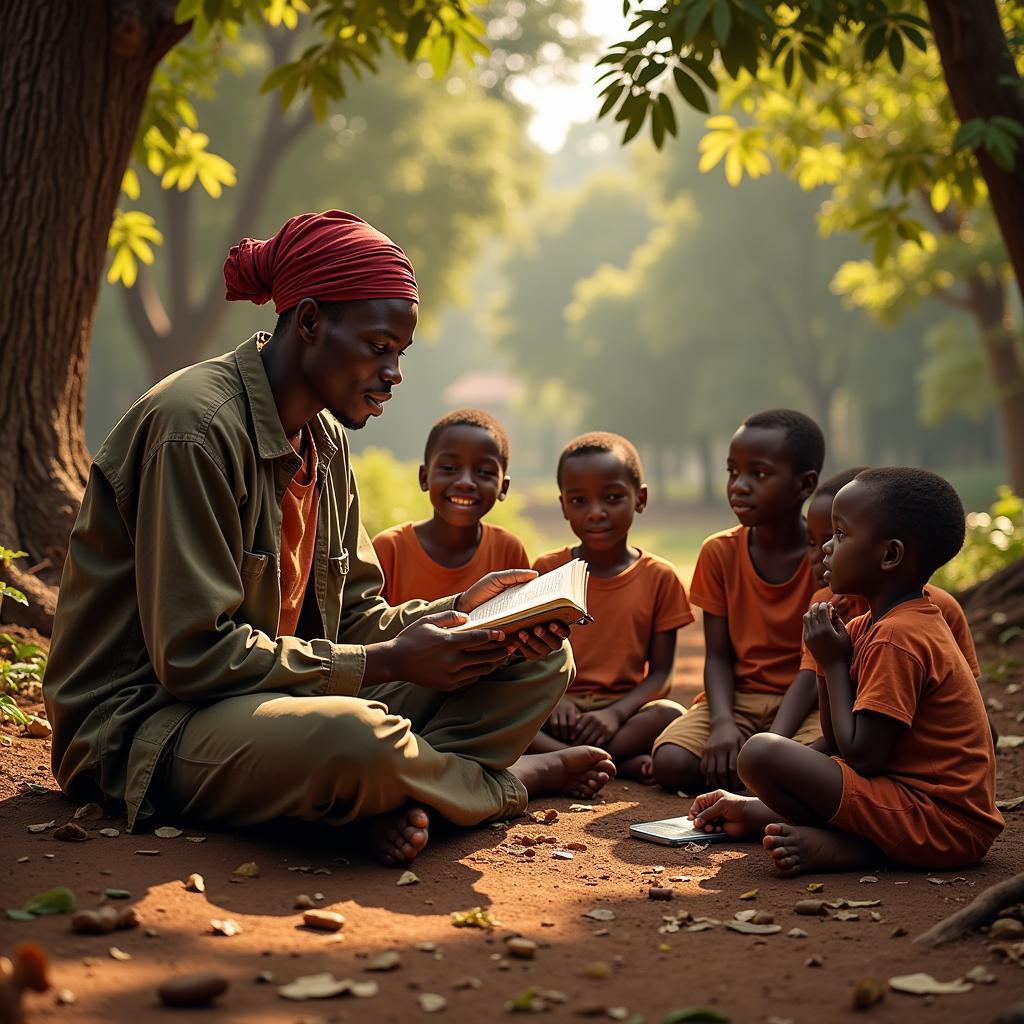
[462,561,576,625]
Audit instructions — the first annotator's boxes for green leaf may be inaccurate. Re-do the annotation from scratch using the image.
[621,101,648,144]
[673,66,709,113]
[887,31,905,73]
[712,0,732,45]
[684,0,711,39]
[26,783,49,794]
[657,92,678,137]
[5,909,34,922]
[24,887,76,916]
[862,24,886,63]
[404,10,429,62]
[598,83,625,119]
[429,32,454,78]
[651,104,665,148]
[174,0,203,24]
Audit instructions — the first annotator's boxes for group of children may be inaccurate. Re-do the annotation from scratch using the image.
[371,406,1003,876]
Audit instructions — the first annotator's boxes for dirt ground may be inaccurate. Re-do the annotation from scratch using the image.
[2,622,1023,1024]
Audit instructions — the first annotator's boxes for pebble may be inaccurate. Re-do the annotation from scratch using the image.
[302,909,345,932]
[506,937,537,959]
[71,908,120,934]
[53,823,89,843]
[185,873,205,893]
[582,962,612,980]
[294,894,315,909]
[991,917,1024,939]
[794,899,827,916]
[157,972,229,1008]
[647,887,673,901]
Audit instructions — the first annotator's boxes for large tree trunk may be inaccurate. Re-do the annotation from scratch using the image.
[926,0,1024,491]
[0,1,187,632]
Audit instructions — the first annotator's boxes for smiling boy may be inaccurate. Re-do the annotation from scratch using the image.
[373,409,529,604]
[652,409,824,794]
[529,433,693,781]
[689,468,1003,875]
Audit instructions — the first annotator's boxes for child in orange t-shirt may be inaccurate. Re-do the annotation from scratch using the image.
[528,432,694,781]
[771,467,984,743]
[652,409,824,794]
[689,467,1003,874]
[372,409,529,604]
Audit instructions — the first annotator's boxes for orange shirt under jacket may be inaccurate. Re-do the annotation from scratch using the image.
[372,521,529,604]
[798,584,980,677]
[839,599,1002,846]
[532,547,694,700]
[688,525,815,698]
[278,427,319,638]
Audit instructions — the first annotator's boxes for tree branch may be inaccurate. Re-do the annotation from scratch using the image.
[121,267,171,362]
[914,872,1024,946]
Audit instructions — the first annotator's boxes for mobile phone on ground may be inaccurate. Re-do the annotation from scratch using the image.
[629,815,732,846]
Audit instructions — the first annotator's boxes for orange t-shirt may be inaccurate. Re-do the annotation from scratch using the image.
[840,599,1002,843]
[532,547,694,699]
[799,584,980,677]
[278,428,319,637]
[688,525,815,697]
[372,521,529,604]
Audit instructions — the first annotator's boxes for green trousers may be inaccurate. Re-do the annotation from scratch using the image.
[156,643,573,828]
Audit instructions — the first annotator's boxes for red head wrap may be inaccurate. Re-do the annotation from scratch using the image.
[223,210,418,313]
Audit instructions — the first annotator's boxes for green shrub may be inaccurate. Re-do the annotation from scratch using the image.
[351,447,540,556]
[0,547,41,727]
[933,487,1024,592]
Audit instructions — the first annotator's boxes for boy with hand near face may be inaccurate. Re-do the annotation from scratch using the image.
[652,409,824,794]
[689,468,1003,875]
[528,432,694,782]
[373,408,529,604]
[771,467,982,743]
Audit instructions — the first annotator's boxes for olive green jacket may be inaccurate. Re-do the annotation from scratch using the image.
[44,335,452,829]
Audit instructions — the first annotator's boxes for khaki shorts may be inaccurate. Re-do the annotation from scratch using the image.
[652,691,821,756]
[566,692,684,715]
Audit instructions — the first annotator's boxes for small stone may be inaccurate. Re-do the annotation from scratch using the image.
[648,887,673,901]
[890,926,908,938]
[506,937,537,960]
[255,971,274,983]
[787,928,808,938]
[109,947,132,961]
[851,977,884,1010]
[453,977,482,990]
[154,826,183,839]
[294,894,315,909]
[365,951,402,971]
[806,955,824,967]
[552,850,574,861]
[210,918,242,937]
[158,972,229,1008]
[54,988,76,1005]
[419,993,447,1012]
[26,715,52,738]
[302,909,345,932]
[234,861,259,877]
[16,856,28,863]
[73,803,105,821]
[963,965,996,984]
[795,899,827,916]
[751,911,775,925]
[98,828,120,838]
[397,870,419,885]
[71,907,120,934]
[134,849,160,856]
[53,823,89,843]
[313,892,325,902]
[860,876,879,884]
[990,917,1024,940]
[185,873,205,893]
[415,942,437,952]
[581,961,612,980]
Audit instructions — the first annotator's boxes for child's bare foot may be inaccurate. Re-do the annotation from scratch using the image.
[618,754,656,784]
[762,822,876,877]
[368,805,430,866]
[689,790,775,839]
[510,747,616,799]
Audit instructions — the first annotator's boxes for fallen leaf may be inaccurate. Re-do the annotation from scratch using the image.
[726,921,781,935]
[832,910,860,922]
[787,928,807,938]
[25,783,50,794]
[22,886,76,917]
[365,951,401,972]
[185,836,206,843]
[870,911,883,922]
[806,882,824,892]
[552,850,574,861]
[568,804,595,812]
[234,861,259,877]
[451,906,498,929]
[397,870,419,886]
[416,941,437,952]
[155,827,183,839]
[134,849,160,856]
[962,965,996,984]
[185,874,205,893]
[27,820,56,833]
[109,947,131,961]
[996,735,1024,749]
[210,918,242,937]
[859,876,879,884]
[504,987,547,1013]
[583,909,615,921]
[996,795,1024,812]
[734,910,757,923]
[686,922,715,932]
[738,889,759,900]
[668,875,693,883]
[26,715,52,738]
[98,828,120,838]
[888,973,972,996]
[607,1009,630,1022]
[927,877,946,885]
[419,993,447,1012]
[103,889,131,900]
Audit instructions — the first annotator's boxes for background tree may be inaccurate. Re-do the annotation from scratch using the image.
[595,0,1024,489]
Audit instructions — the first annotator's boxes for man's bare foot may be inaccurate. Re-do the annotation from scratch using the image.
[618,754,656,784]
[689,790,776,839]
[368,805,430,866]
[762,822,877,877]
[510,746,616,799]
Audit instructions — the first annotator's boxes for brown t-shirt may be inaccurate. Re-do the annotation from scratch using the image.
[799,584,980,677]
[841,599,1002,841]
[278,427,319,637]
[689,525,815,697]
[372,521,529,604]
[532,547,694,699]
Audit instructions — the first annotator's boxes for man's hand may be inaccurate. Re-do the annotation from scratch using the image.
[700,721,743,790]
[367,610,510,692]
[455,569,570,662]
[574,706,623,746]
[803,601,853,669]
[547,697,581,742]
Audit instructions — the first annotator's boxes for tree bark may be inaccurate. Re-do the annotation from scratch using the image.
[0,1,187,631]
[926,0,1024,491]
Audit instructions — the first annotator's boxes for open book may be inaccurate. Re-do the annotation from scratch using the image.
[449,558,592,634]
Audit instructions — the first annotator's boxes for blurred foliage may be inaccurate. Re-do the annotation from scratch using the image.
[351,446,540,554]
[933,487,1024,592]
